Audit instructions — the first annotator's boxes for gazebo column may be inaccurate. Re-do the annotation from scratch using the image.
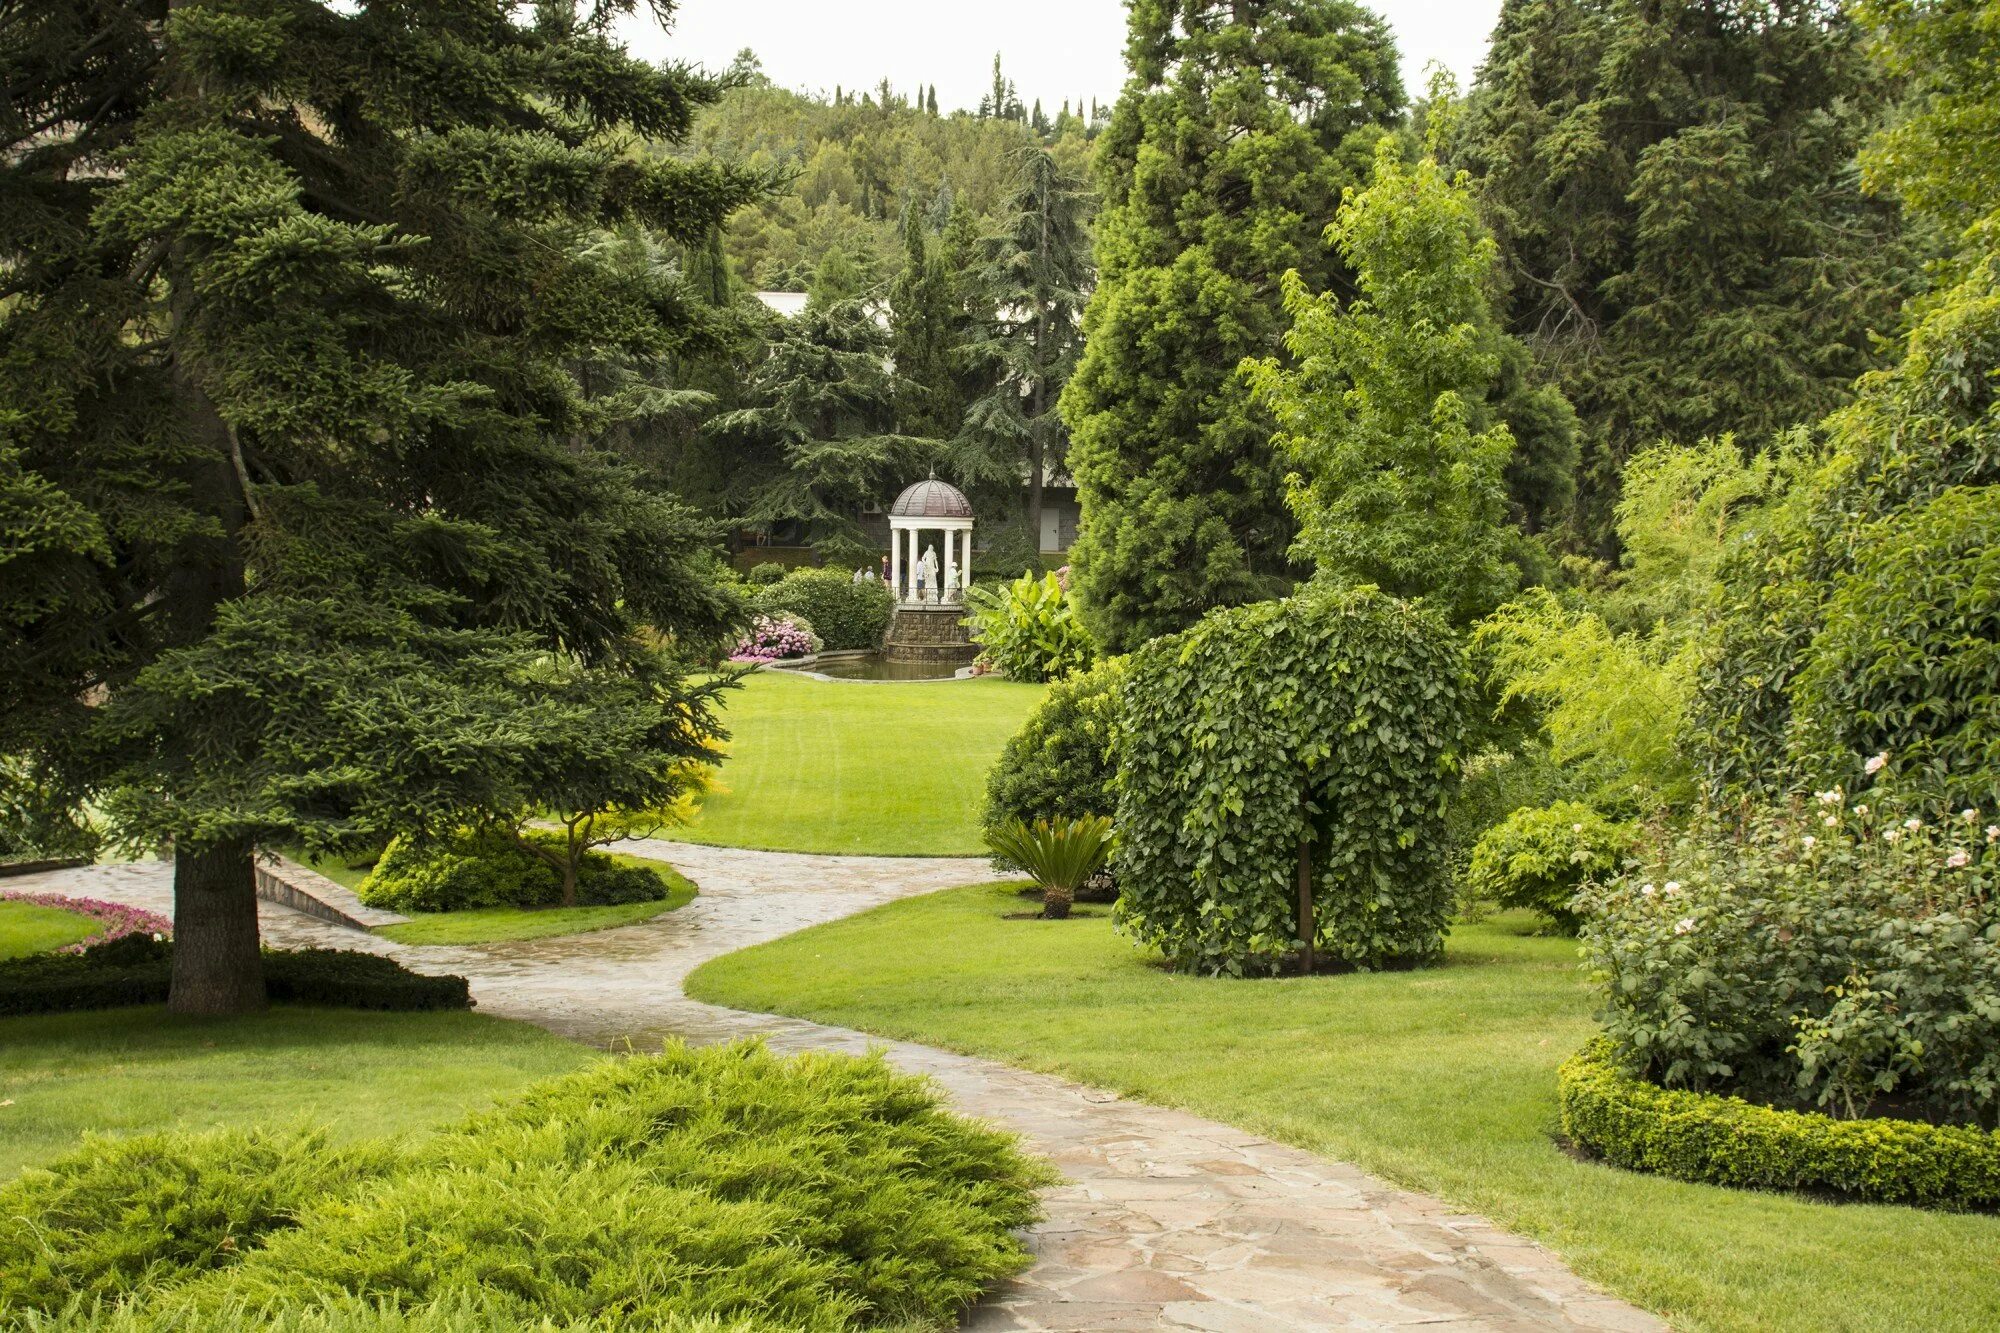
[943,526,958,600]
[908,527,922,602]
[889,526,902,602]
[961,529,973,592]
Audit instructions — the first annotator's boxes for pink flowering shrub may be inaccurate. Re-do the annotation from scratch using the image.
[1580,758,1997,1125]
[728,612,821,663]
[0,890,173,954]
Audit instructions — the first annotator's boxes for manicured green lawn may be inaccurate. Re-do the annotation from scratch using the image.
[690,883,2000,1333]
[0,900,100,960]
[376,857,697,945]
[677,671,1045,856]
[0,1007,592,1179]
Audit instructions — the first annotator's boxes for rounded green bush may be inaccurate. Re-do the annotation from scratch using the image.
[357,831,670,913]
[1117,584,1471,975]
[1558,1038,2000,1211]
[983,657,1125,838]
[1465,801,1632,932]
[746,561,789,586]
[750,568,893,651]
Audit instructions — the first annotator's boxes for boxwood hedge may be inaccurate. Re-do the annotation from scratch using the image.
[1558,1038,2000,1211]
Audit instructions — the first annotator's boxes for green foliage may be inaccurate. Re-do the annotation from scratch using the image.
[7,1042,1049,1330]
[985,816,1115,920]
[1454,0,1916,545]
[1558,1038,2000,1210]
[1116,585,1471,975]
[1249,127,1539,628]
[983,657,1126,840]
[955,147,1093,537]
[750,568,894,651]
[963,571,1095,682]
[0,942,470,1018]
[889,208,973,440]
[1061,0,1404,651]
[358,831,672,915]
[1465,801,1632,932]
[709,300,937,551]
[0,1130,394,1317]
[1689,0,2000,811]
[747,562,789,586]
[1579,790,2000,1125]
[1788,486,2000,810]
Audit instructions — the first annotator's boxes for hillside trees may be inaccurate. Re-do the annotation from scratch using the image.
[1455,0,1918,547]
[0,0,753,1011]
[1061,0,1405,651]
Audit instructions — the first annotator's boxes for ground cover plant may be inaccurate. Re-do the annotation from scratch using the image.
[0,1008,589,1180]
[0,1041,1050,1331]
[689,883,2000,1332]
[0,898,101,960]
[676,671,1043,856]
[0,891,172,955]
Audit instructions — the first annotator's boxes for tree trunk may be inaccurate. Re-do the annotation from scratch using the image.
[1296,833,1315,976]
[560,859,580,908]
[168,836,266,1014]
[1027,378,1047,556]
[1043,882,1072,920]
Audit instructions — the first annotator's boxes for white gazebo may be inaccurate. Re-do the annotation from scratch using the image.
[887,475,974,607]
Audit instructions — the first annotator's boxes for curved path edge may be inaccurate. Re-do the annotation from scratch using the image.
[15,848,1665,1333]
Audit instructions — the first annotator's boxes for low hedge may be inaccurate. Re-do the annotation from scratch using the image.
[358,830,671,914]
[1558,1038,2000,1210]
[0,937,469,1017]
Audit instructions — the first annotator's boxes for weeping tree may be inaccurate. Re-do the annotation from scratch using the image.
[956,145,1093,545]
[0,0,753,1013]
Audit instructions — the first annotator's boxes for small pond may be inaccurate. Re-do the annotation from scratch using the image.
[774,653,969,682]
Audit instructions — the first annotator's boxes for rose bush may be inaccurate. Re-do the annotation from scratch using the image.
[1580,758,1999,1126]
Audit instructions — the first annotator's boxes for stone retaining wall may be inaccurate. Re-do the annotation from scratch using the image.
[254,855,409,931]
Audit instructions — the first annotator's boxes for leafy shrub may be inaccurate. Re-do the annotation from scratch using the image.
[963,571,1094,683]
[357,830,675,914]
[1558,1038,2000,1210]
[1117,584,1471,975]
[47,1042,1048,1330]
[730,611,820,662]
[982,657,1125,841]
[1579,776,2000,1125]
[1465,801,1633,932]
[0,1130,394,1316]
[750,568,893,651]
[0,941,469,1016]
[985,816,1115,920]
[1787,486,2000,811]
[746,561,789,586]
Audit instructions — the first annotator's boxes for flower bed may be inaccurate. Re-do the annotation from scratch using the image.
[0,890,172,953]
[729,611,821,664]
[1558,1038,2000,1210]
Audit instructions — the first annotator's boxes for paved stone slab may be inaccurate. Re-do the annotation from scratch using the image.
[24,846,1666,1332]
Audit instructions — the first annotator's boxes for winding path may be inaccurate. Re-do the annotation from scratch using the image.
[14,850,1663,1332]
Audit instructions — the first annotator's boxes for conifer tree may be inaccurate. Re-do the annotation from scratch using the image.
[1060,0,1403,650]
[1456,0,1915,547]
[889,209,969,438]
[0,0,754,1012]
[958,147,1093,545]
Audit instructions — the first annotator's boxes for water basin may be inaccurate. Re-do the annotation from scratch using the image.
[775,653,969,682]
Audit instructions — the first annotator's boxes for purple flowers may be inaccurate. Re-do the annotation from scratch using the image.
[1,890,173,953]
[729,613,821,663]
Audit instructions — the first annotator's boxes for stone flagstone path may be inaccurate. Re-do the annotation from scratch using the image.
[12,850,1665,1332]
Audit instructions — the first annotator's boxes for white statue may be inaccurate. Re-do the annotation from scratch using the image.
[943,567,960,603]
[916,545,939,601]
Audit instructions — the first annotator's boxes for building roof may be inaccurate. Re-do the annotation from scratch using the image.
[889,477,973,520]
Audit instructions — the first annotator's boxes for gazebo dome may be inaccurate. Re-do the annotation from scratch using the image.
[889,477,973,520]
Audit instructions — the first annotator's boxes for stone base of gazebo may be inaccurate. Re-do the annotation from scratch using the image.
[883,606,978,666]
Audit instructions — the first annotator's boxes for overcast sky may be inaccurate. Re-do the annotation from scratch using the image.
[615,2,1506,113]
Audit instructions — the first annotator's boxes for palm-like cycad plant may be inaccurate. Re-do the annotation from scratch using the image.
[985,815,1115,920]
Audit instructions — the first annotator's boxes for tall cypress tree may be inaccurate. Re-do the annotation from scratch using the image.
[958,146,1093,545]
[888,207,967,439]
[1059,0,1404,651]
[0,0,754,1011]
[1455,0,1916,548]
